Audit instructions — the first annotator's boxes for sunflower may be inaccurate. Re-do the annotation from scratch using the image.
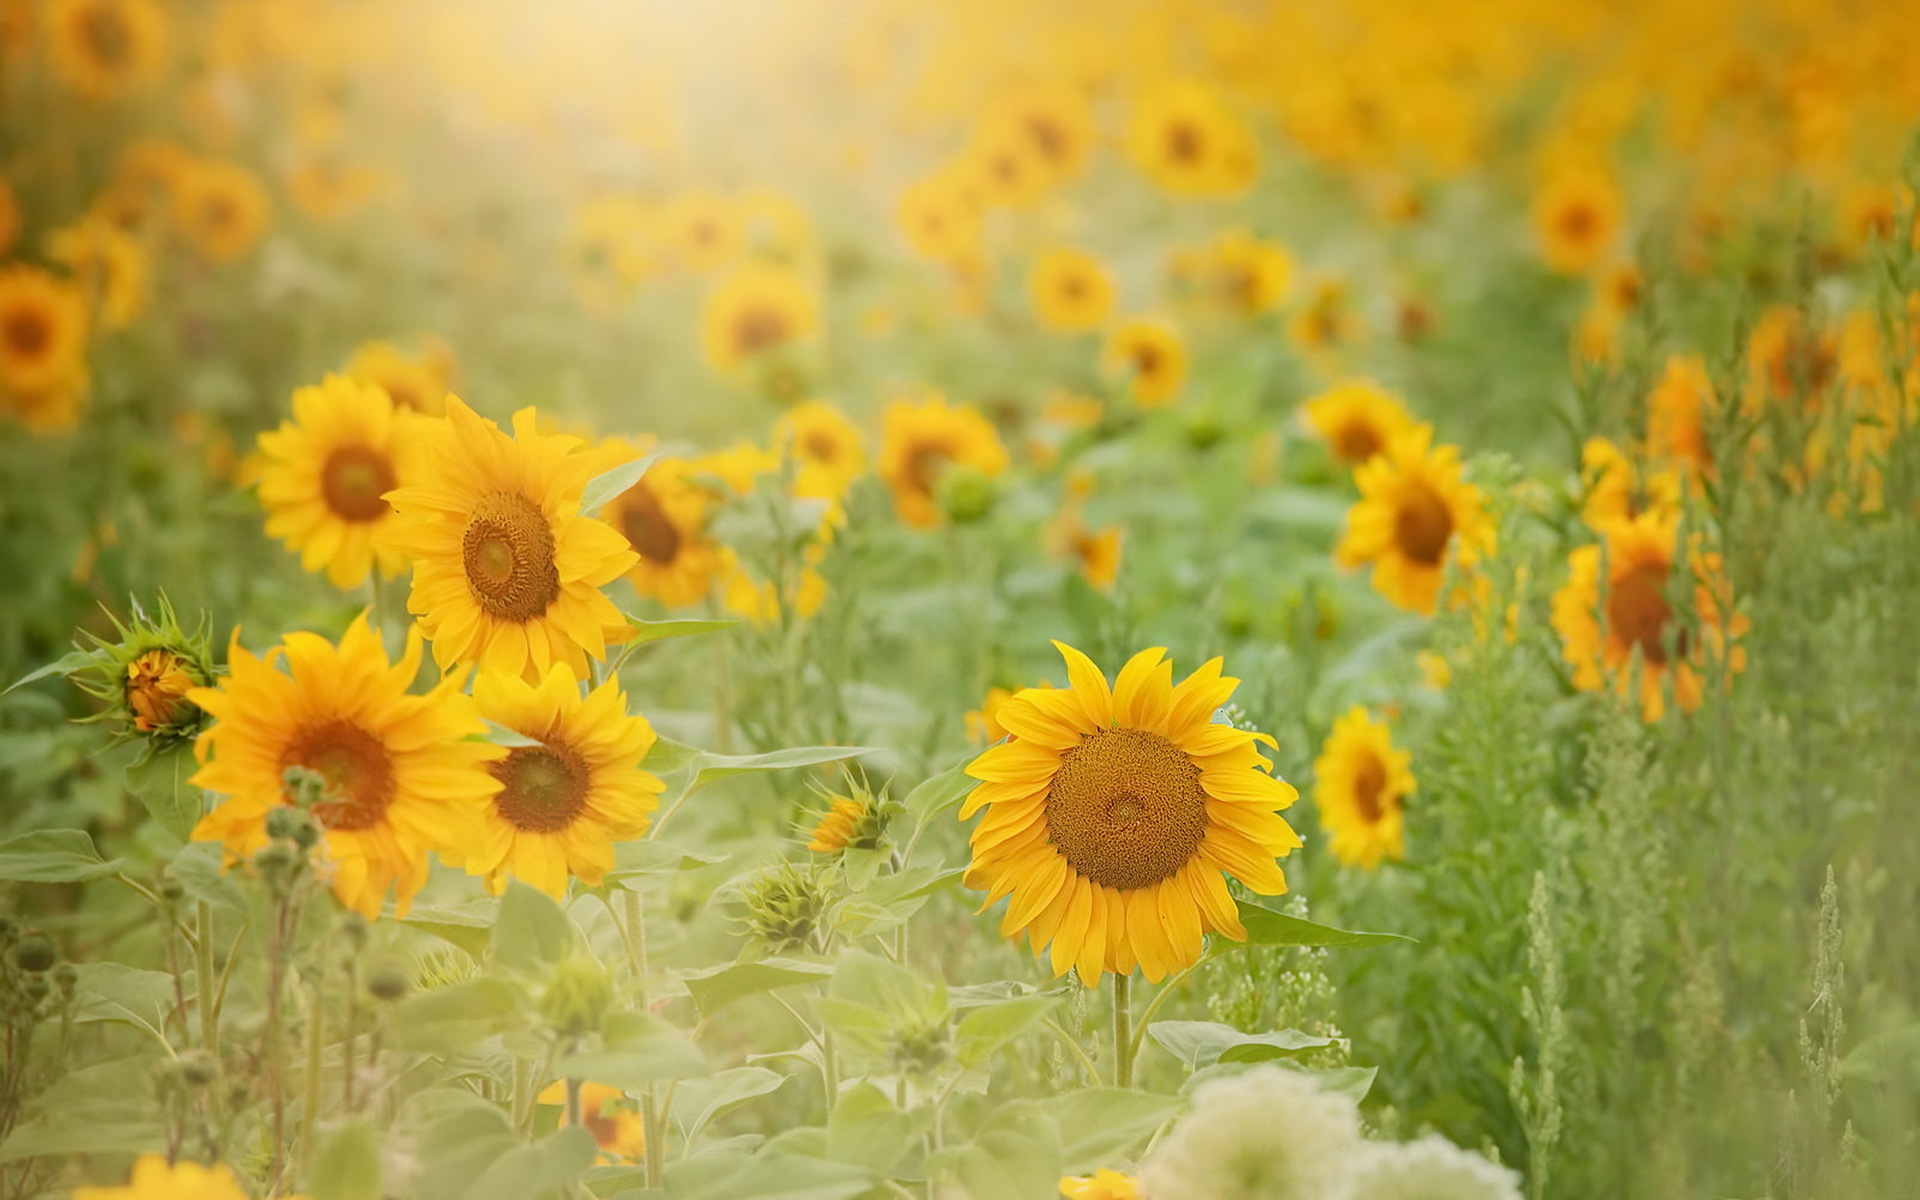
[1104,318,1188,408]
[1550,512,1749,721]
[1047,503,1122,590]
[344,339,454,416]
[987,85,1095,186]
[1334,424,1494,615]
[1303,380,1417,466]
[878,394,1010,529]
[383,397,638,682]
[456,667,662,898]
[1,370,90,434]
[254,375,415,590]
[72,1154,251,1200]
[897,174,982,263]
[664,191,745,272]
[1312,707,1414,870]
[776,400,867,513]
[0,265,89,398]
[536,1081,646,1163]
[1578,436,1681,532]
[807,794,881,853]
[1202,229,1293,316]
[1128,82,1254,197]
[701,264,817,372]
[1646,353,1716,479]
[173,158,272,263]
[603,454,730,609]
[0,177,18,256]
[45,0,168,99]
[1533,164,1623,276]
[721,557,827,626]
[961,644,1300,985]
[1745,305,1837,411]
[966,128,1052,210]
[46,217,148,331]
[1030,249,1115,333]
[1059,1169,1140,1200]
[569,195,658,311]
[966,685,1017,744]
[1288,278,1361,355]
[189,618,502,919]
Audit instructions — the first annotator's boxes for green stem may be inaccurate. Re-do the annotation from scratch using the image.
[1112,973,1134,1089]
[621,888,665,1192]
[1041,1017,1101,1085]
[300,988,323,1173]
[1127,961,1202,1065]
[195,902,219,1054]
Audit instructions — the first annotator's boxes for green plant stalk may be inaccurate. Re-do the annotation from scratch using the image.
[512,1055,534,1135]
[300,990,323,1173]
[1041,1017,1101,1085]
[1112,972,1134,1089]
[1127,960,1201,1064]
[342,959,359,1115]
[621,887,665,1191]
[195,902,219,1054]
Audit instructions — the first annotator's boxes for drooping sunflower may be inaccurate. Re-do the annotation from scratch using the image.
[1533,163,1623,276]
[46,217,148,332]
[1103,318,1188,408]
[1334,424,1494,615]
[45,0,168,99]
[878,394,1010,529]
[173,158,272,263]
[1302,380,1417,466]
[1646,353,1717,480]
[344,338,454,416]
[1550,512,1748,722]
[383,397,638,682]
[776,400,867,514]
[535,1081,646,1163]
[1312,707,1414,870]
[189,617,502,919]
[458,666,662,898]
[1030,249,1116,333]
[961,643,1302,985]
[0,265,89,398]
[603,454,730,609]
[254,375,415,590]
[700,264,817,372]
[1578,436,1681,532]
[73,1154,251,1200]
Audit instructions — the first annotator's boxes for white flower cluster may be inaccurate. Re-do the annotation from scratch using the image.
[1142,1067,1522,1200]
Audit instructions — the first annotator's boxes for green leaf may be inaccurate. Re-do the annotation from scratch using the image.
[929,1100,1061,1200]
[1045,1088,1183,1172]
[826,948,944,1021]
[492,883,581,973]
[672,1066,786,1145]
[626,617,741,647]
[408,1091,524,1200]
[665,1149,876,1200]
[310,1120,383,1200]
[600,839,727,886]
[165,841,247,914]
[640,736,702,777]
[70,963,177,1039]
[580,453,662,516]
[0,1118,166,1163]
[684,746,876,798]
[554,1012,709,1087]
[826,1083,931,1173]
[3,648,96,695]
[1231,901,1414,949]
[484,721,545,748]
[467,1127,598,1200]
[391,979,526,1053]
[124,747,203,843]
[678,957,833,1021]
[954,992,1061,1067]
[1146,1021,1333,1070]
[1305,1064,1378,1103]
[901,762,974,845]
[0,829,124,884]
[402,901,497,957]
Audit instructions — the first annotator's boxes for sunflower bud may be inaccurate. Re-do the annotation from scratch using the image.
[938,465,998,525]
[888,1012,952,1079]
[740,860,834,954]
[178,1049,219,1087]
[541,956,615,1038]
[366,962,410,1003]
[10,934,56,974]
[61,597,215,747]
[805,785,890,855]
[1185,410,1226,452]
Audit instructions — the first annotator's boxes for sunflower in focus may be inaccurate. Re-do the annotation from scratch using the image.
[254,375,416,590]
[1030,248,1115,333]
[1103,318,1187,408]
[535,1081,645,1163]
[701,264,817,372]
[1578,437,1681,532]
[173,158,271,263]
[1303,380,1416,465]
[189,618,501,919]
[603,455,730,608]
[73,1154,251,1200]
[45,0,168,99]
[1312,706,1414,870]
[383,398,638,682]
[777,401,867,515]
[807,793,882,853]
[961,643,1300,985]
[1334,425,1493,615]
[878,394,1010,529]
[344,339,454,416]
[458,666,662,898]
[46,218,147,332]
[1059,1169,1141,1200]
[1646,354,1717,479]
[897,174,981,263]
[1533,163,1623,275]
[0,266,89,399]
[1550,512,1748,721]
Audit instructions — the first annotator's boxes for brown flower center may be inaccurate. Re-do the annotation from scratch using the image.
[1332,419,1384,464]
[1606,561,1680,666]
[1026,115,1067,163]
[3,307,52,360]
[733,305,790,356]
[802,430,839,464]
[905,440,951,495]
[461,490,561,622]
[1131,342,1164,379]
[1045,727,1209,891]
[202,192,238,233]
[1351,753,1388,824]
[1165,120,1205,165]
[321,444,397,523]
[619,488,682,564]
[1394,482,1454,567]
[79,4,133,68]
[281,720,396,832]
[1558,201,1597,243]
[491,743,590,833]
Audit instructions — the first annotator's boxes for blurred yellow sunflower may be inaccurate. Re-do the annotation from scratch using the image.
[1550,513,1748,722]
[1533,163,1623,275]
[987,85,1095,186]
[1302,380,1417,466]
[878,394,1010,529]
[1312,706,1414,869]
[1030,248,1115,333]
[1646,354,1717,479]
[1578,436,1681,532]
[1745,305,1837,412]
[0,265,89,398]
[1203,229,1293,316]
[701,264,817,371]
[0,177,19,256]
[384,398,638,682]
[73,1154,251,1200]
[1334,425,1493,615]
[1059,1168,1141,1200]
[897,174,981,263]
[173,158,272,263]
[189,617,501,919]
[344,339,454,416]
[966,684,1017,744]
[46,217,148,331]
[45,0,168,99]
[967,127,1052,210]
[777,400,867,513]
[604,455,730,609]
[1128,82,1255,197]
[665,191,745,272]
[1288,279,1361,354]
[962,644,1299,985]
[1047,504,1122,590]
[1104,318,1188,408]
[536,1081,646,1163]
[254,375,415,590]
[459,666,662,898]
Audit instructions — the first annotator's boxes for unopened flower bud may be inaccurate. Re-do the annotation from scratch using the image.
[541,957,615,1039]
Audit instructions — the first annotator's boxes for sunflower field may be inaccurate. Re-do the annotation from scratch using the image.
[2,1,1918,1198]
